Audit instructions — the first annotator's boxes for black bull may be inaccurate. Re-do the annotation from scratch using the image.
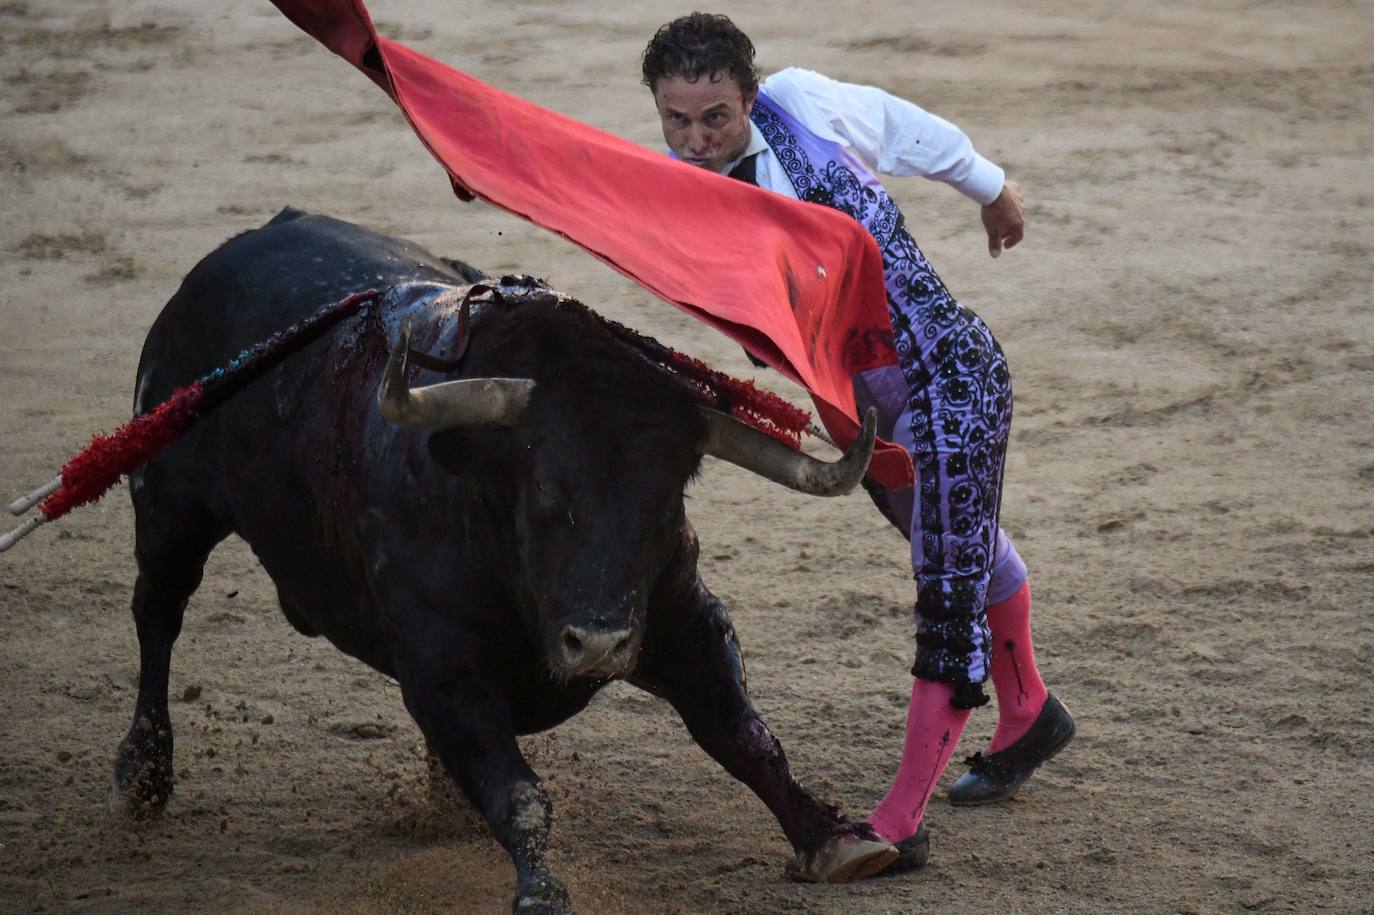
[115,209,891,911]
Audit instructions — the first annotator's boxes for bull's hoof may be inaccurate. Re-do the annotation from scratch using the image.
[108,736,174,818]
[786,833,899,883]
[512,875,573,914]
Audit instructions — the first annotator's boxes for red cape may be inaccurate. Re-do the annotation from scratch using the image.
[270,0,914,488]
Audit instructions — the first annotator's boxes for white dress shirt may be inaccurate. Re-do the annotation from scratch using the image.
[724,67,1006,206]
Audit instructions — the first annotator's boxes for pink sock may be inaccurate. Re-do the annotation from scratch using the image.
[986,582,1050,753]
[867,678,970,843]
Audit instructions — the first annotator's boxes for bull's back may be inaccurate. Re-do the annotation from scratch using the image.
[136,209,467,401]
[129,211,473,665]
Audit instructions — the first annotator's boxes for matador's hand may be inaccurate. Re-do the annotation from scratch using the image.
[981,180,1024,258]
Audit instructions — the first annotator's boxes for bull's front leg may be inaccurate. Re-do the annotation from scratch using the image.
[393,639,571,914]
[633,577,897,882]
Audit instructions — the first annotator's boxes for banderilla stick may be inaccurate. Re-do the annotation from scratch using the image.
[806,422,837,448]
[1,288,380,554]
[0,516,48,552]
[8,476,62,516]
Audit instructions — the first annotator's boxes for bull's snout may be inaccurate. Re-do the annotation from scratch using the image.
[557,619,637,678]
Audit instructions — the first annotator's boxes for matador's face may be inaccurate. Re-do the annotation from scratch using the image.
[652,69,756,174]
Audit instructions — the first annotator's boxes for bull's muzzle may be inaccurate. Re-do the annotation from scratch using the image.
[555,619,638,679]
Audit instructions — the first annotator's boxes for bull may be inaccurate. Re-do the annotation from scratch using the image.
[113,208,894,912]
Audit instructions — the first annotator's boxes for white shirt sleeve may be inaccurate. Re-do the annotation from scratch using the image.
[760,67,1006,206]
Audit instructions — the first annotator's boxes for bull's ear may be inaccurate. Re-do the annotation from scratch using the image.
[426,427,507,476]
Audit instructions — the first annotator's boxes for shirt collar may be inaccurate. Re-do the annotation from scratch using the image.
[720,121,769,175]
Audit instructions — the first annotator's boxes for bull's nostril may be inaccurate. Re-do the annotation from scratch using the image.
[557,624,634,672]
[561,630,583,658]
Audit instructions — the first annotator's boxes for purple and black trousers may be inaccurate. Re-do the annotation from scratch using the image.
[749,92,1029,707]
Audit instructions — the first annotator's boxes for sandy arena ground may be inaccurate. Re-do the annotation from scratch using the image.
[2,1,1372,912]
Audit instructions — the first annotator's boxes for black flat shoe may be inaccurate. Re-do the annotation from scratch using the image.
[884,822,930,875]
[948,693,1076,806]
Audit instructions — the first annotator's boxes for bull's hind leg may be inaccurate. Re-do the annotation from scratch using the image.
[634,579,897,882]
[111,494,226,816]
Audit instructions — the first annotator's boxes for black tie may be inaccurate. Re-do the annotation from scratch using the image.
[727,152,760,186]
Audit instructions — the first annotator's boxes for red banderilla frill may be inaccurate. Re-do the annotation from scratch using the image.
[1,289,381,552]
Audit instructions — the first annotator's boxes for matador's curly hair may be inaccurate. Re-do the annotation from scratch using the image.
[641,13,758,95]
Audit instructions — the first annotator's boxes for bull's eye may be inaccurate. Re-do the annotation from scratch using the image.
[531,477,566,516]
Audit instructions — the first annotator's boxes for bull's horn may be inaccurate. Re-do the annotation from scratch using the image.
[378,325,535,428]
[701,407,877,497]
